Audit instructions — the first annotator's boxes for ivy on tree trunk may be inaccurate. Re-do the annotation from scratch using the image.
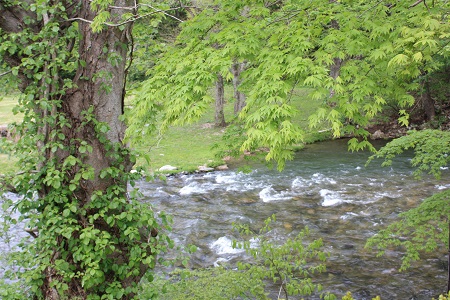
[0,1,171,299]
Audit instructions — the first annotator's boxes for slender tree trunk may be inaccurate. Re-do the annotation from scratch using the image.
[447,219,450,293]
[422,80,435,121]
[215,73,226,127]
[231,61,246,115]
[328,17,342,103]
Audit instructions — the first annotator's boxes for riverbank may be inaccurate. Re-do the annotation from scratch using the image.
[1,89,445,177]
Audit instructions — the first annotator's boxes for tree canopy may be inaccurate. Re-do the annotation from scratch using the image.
[129,0,450,170]
[1,0,450,298]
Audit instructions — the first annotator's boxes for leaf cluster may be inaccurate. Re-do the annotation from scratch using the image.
[368,129,450,179]
[366,189,450,271]
[232,214,332,299]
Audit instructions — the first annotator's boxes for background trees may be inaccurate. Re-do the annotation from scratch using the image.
[129,0,450,292]
[130,0,450,166]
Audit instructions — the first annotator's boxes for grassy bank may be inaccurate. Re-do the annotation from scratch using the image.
[0,87,328,175]
[0,95,22,125]
[130,86,330,173]
[0,95,21,174]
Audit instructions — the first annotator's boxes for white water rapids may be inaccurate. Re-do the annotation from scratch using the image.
[1,139,450,299]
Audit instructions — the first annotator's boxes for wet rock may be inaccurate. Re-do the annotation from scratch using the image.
[0,125,7,137]
[237,197,257,204]
[341,244,355,250]
[353,288,371,299]
[371,130,385,139]
[198,165,214,172]
[215,164,229,171]
[283,223,293,231]
[380,268,396,274]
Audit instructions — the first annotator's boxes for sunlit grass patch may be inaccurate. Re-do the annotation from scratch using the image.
[0,95,22,125]
[0,153,18,174]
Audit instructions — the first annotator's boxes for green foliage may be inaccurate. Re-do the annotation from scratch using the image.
[433,292,450,300]
[368,129,450,179]
[232,215,332,300]
[1,107,174,298]
[0,1,177,298]
[130,0,450,170]
[139,267,267,300]
[365,131,450,276]
[341,292,380,300]
[366,189,450,271]
[127,1,190,85]
[138,215,333,300]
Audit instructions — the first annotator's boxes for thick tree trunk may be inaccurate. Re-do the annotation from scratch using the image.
[42,3,135,297]
[215,73,226,127]
[1,1,155,299]
[231,61,246,115]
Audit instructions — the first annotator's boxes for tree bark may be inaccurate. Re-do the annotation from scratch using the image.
[231,61,246,115]
[215,73,226,127]
[0,1,155,299]
[328,17,342,102]
[422,80,435,121]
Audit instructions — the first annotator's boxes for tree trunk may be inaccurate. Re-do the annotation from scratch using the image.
[422,80,435,121]
[215,73,226,127]
[328,17,342,102]
[231,61,246,115]
[0,1,158,299]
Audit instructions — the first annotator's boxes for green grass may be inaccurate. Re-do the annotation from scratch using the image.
[134,123,226,173]
[132,95,234,173]
[0,153,18,174]
[131,86,330,173]
[0,95,22,125]
[0,86,329,175]
[0,95,21,174]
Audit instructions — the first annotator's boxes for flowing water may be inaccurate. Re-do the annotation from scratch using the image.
[137,139,450,299]
[1,139,450,299]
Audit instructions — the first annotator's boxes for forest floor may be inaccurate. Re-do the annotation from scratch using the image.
[367,101,450,139]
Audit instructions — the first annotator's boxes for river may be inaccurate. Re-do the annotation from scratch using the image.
[137,139,450,299]
[1,139,449,299]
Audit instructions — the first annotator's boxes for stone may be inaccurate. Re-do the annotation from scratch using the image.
[283,223,293,231]
[159,165,177,171]
[215,164,229,171]
[198,165,214,172]
[371,130,385,139]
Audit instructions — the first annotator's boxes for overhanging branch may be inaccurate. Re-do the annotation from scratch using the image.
[0,70,12,77]
[66,4,187,27]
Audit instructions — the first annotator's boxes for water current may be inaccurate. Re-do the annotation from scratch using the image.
[1,139,449,299]
[138,139,450,299]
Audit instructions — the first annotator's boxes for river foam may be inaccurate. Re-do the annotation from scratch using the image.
[210,236,244,255]
[320,189,344,206]
[259,186,292,202]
